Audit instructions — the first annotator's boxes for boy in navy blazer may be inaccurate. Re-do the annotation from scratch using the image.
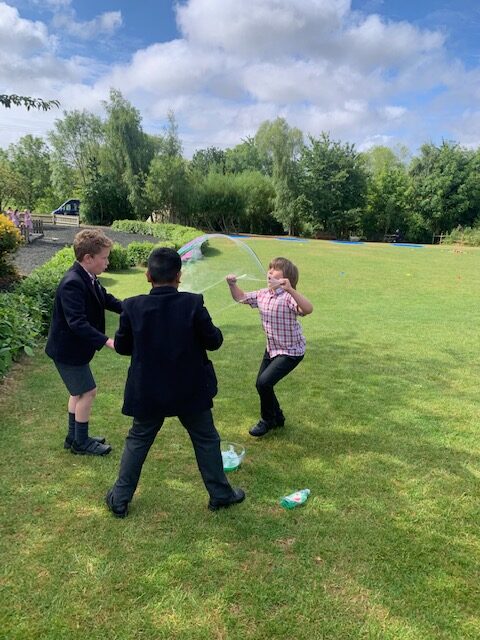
[46,229,122,455]
[106,247,245,517]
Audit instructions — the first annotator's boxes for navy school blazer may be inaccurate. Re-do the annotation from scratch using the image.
[114,286,223,419]
[45,261,123,366]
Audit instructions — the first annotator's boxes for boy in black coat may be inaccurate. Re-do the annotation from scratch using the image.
[45,229,122,455]
[106,247,245,517]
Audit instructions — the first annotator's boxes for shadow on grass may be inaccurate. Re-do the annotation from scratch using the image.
[1,326,479,638]
[209,328,480,636]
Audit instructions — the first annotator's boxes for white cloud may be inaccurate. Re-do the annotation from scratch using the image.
[0,2,54,55]
[242,61,384,106]
[0,51,88,86]
[103,41,224,96]
[381,106,407,120]
[344,14,445,69]
[52,10,122,40]
[0,0,479,155]
[177,0,350,58]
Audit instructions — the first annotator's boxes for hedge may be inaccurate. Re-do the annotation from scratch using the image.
[0,224,200,379]
[442,226,480,247]
[111,220,201,249]
[127,241,176,267]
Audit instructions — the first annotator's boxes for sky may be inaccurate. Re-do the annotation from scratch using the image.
[0,0,479,157]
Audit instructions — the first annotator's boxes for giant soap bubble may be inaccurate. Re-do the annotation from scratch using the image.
[178,234,266,316]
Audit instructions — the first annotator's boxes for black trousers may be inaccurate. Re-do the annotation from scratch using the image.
[256,350,304,425]
[111,409,234,505]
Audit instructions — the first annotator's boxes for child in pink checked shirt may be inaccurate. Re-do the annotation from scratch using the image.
[226,257,313,437]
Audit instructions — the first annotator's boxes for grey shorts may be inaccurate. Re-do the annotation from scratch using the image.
[54,362,96,396]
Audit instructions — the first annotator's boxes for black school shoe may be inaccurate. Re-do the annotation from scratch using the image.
[105,489,129,518]
[71,438,112,456]
[249,420,271,437]
[64,435,106,450]
[249,415,285,437]
[208,488,246,512]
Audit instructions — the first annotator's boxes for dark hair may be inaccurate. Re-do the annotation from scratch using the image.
[147,247,181,284]
[269,257,299,289]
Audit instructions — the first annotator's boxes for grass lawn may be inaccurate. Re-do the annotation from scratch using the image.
[1,238,479,639]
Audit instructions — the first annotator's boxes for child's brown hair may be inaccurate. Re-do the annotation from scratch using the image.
[269,257,299,289]
[73,229,113,261]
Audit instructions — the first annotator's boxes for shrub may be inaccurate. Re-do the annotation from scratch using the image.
[127,241,155,267]
[0,214,21,254]
[107,243,130,270]
[155,240,176,250]
[1,247,73,378]
[111,220,201,249]
[165,226,200,248]
[17,247,75,332]
[0,214,22,283]
[111,220,149,234]
[0,292,42,378]
[126,241,177,267]
[442,226,480,247]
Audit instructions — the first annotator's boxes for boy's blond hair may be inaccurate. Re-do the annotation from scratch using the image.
[269,257,299,289]
[73,229,113,261]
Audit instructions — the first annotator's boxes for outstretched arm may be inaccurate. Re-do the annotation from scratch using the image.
[226,274,246,302]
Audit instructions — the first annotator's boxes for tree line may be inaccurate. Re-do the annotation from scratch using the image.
[1,89,480,241]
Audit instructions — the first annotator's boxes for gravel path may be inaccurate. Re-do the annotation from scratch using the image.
[14,225,157,275]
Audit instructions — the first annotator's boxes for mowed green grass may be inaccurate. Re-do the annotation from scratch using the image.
[1,239,479,639]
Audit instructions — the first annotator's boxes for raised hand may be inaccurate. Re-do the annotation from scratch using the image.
[269,276,293,292]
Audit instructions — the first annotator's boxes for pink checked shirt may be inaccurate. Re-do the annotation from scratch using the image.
[242,287,306,357]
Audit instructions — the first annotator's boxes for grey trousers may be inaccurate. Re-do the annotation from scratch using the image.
[111,409,234,504]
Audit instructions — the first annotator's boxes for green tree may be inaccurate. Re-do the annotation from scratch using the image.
[233,171,277,234]
[225,137,271,175]
[81,157,123,226]
[8,135,51,210]
[461,148,480,227]
[101,89,155,220]
[255,118,303,234]
[146,155,192,225]
[191,147,226,177]
[145,111,191,224]
[195,172,245,232]
[0,159,28,211]
[49,110,104,203]
[409,141,479,235]
[157,110,183,158]
[361,146,411,240]
[300,133,367,237]
[0,94,59,111]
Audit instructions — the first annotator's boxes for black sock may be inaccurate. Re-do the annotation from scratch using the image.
[75,421,89,445]
[67,412,75,441]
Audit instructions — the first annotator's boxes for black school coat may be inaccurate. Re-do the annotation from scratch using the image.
[114,286,223,419]
[45,261,123,365]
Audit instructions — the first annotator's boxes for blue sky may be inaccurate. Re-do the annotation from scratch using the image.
[1,0,480,156]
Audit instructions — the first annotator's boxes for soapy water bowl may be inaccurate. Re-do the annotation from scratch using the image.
[221,441,245,472]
